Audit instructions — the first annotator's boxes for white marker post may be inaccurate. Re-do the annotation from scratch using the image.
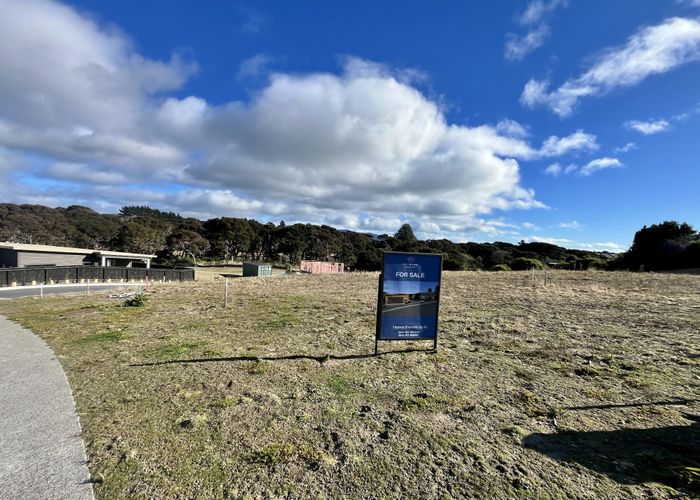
[86,279,90,295]
[40,282,43,299]
[224,278,229,308]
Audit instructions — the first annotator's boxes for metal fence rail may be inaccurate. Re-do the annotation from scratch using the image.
[0,266,194,287]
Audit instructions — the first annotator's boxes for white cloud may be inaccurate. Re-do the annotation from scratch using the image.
[614,142,637,153]
[564,163,578,174]
[0,0,561,239]
[505,25,550,61]
[505,0,567,61]
[522,222,540,230]
[528,236,626,253]
[579,157,623,176]
[239,6,269,34]
[0,0,196,170]
[237,54,276,80]
[625,119,670,135]
[544,163,561,176]
[559,220,583,229]
[518,0,567,25]
[495,118,530,138]
[156,96,208,134]
[0,0,196,130]
[521,17,700,116]
[538,130,599,156]
[45,162,130,185]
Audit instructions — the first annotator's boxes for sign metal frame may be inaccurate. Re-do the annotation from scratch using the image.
[375,251,443,355]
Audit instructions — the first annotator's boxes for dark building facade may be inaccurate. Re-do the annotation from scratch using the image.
[0,243,155,268]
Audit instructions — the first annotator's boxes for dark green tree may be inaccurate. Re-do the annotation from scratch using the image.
[393,223,418,252]
[627,221,697,271]
[165,228,210,265]
[203,218,255,261]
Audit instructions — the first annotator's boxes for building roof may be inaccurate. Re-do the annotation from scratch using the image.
[0,242,156,259]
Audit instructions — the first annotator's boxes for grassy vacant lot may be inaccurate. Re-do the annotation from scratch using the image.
[1,271,699,498]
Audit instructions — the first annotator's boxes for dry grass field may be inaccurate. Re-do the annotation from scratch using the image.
[1,271,699,498]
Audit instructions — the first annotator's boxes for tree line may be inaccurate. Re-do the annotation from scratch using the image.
[0,203,696,271]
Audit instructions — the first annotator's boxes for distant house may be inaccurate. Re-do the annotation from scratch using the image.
[0,242,156,268]
[384,293,411,305]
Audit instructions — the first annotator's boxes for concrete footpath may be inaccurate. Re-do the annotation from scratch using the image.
[0,282,145,300]
[0,315,93,500]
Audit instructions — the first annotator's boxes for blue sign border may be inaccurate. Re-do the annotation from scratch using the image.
[375,251,443,354]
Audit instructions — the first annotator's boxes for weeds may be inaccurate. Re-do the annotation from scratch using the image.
[122,293,148,307]
[249,443,297,465]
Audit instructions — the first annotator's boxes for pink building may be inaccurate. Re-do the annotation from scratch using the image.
[300,260,344,274]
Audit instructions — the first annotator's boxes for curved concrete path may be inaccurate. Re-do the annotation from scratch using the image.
[0,315,93,500]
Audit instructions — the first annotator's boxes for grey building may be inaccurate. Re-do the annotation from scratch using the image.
[0,243,156,268]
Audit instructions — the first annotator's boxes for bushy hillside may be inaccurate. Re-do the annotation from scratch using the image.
[0,203,629,271]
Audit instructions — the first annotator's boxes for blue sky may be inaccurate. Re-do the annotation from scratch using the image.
[1,0,700,252]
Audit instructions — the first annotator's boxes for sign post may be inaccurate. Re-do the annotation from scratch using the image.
[375,252,443,355]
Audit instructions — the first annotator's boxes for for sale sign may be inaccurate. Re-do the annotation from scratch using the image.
[375,252,443,351]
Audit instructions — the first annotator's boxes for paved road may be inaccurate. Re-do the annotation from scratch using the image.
[383,300,438,317]
[0,282,145,300]
[0,315,93,499]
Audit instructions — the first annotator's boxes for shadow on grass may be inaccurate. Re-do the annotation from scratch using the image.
[565,399,699,410]
[524,422,700,493]
[130,347,436,367]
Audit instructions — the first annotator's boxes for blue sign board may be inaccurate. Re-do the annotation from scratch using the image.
[375,252,443,351]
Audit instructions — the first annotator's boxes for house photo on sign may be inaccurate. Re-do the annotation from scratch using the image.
[376,252,443,351]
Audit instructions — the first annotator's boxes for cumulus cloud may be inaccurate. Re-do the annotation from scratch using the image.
[625,119,670,135]
[185,65,549,219]
[579,157,622,176]
[521,17,700,116]
[0,0,196,170]
[0,0,598,242]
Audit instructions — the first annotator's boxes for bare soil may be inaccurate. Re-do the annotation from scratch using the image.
[1,270,698,499]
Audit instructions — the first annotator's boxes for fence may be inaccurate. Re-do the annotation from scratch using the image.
[0,266,195,287]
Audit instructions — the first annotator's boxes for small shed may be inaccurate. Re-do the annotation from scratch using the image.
[243,262,273,277]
